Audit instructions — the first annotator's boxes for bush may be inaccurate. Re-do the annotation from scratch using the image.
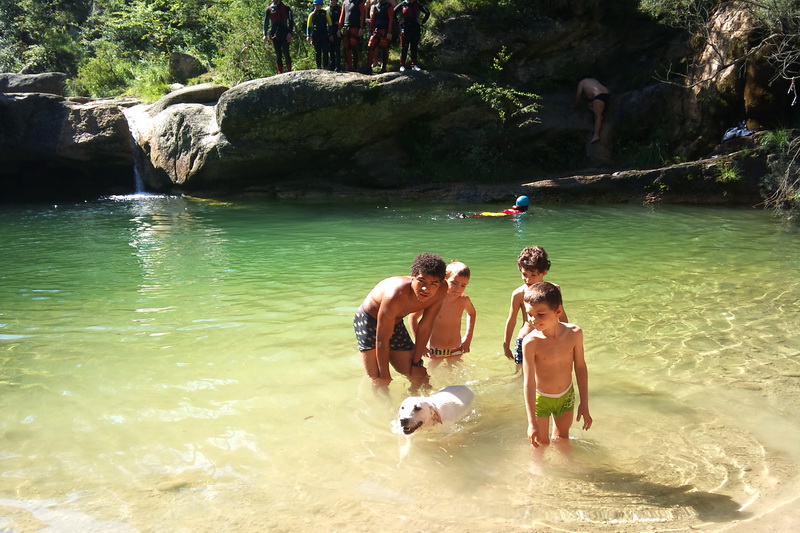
[716,162,741,183]
[466,47,541,126]
[70,42,135,97]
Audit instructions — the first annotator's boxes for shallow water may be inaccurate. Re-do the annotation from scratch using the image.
[1,195,799,532]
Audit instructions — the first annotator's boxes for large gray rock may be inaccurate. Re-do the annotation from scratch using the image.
[132,69,492,191]
[0,93,134,199]
[148,83,229,116]
[169,52,206,84]
[0,72,67,95]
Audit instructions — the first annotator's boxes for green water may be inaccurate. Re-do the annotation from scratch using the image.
[1,195,799,532]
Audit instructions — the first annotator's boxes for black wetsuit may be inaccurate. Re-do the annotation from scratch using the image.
[307,9,332,69]
[264,2,295,73]
[328,3,343,70]
[394,1,430,68]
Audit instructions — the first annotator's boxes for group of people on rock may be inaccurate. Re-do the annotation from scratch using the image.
[263,0,430,74]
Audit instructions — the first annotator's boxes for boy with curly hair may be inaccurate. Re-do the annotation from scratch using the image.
[354,253,446,391]
[502,246,568,372]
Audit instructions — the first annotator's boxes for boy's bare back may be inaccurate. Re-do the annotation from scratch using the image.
[361,275,441,320]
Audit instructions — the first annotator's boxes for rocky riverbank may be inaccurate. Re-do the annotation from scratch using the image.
[1,0,791,205]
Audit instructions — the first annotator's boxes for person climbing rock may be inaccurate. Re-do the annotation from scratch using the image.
[574,78,610,143]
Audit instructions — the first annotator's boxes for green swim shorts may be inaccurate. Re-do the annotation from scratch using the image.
[535,384,575,418]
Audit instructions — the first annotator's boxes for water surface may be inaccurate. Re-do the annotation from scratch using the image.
[1,196,799,532]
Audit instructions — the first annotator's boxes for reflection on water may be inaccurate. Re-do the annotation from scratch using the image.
[0,197,799,532]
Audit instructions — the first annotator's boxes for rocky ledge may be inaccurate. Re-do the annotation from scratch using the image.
[0,71,769,205]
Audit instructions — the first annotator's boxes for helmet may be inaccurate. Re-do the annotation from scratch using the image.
[313,0,324,4]
[515,195,530,207]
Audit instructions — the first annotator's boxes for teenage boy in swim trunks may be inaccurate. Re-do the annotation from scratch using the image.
[354,253,447,391]
[522,282,592,448]
[503,246,568,373]
[409,261,476,370]
[574,78,610,143]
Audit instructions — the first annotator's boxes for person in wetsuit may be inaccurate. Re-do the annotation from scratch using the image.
[367,0,394,73]
[263,0,295,74]
[394,0,430,72]
[327,0,343,71]
[339,0,366,72]
[307,0,333,69]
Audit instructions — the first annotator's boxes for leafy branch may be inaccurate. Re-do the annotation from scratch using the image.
[467,46,541,126]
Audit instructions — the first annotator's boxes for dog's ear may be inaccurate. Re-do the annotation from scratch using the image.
[430,405,442,425]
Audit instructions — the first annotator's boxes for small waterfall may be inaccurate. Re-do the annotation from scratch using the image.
[122,105,151,195]
[130,134,146,193]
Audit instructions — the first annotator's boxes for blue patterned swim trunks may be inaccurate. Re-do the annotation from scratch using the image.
[353,306,415,352]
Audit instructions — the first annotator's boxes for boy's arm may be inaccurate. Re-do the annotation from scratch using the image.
[461,296,476,352]
[419,3,431,24]
[411,292,445,365]
[374,297,403,385]
[574,80,584,107]
[522,336,540,447]
[502,290,522,359]
[408,310,422,342]
[572,327,592,430]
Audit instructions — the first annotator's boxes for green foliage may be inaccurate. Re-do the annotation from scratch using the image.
[639,0,800,84]
[760,129,792,151]
[0,0,92,74]
[715,162,741,183]
[638,0,714,29]
[70,41,134,97]
[467,47,541,126]
[614,127,673,169]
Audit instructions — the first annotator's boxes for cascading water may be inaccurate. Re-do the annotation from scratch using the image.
[122,105,151,195]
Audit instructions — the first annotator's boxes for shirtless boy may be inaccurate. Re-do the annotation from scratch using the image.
[354,253,447,391]
[410,261,476,369]
[574,78,610,143]
[522,282,591,448]
[503,246,567,372]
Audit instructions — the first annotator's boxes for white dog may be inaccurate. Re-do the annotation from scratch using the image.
[397,385,475,435]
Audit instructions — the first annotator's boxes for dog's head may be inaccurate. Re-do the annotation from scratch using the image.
[397,397,442,435]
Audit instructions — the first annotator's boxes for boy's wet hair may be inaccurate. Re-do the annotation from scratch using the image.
[411,253,446,280]
[446,260,470,279]
[518,245,551,273]
[523,281,562,309]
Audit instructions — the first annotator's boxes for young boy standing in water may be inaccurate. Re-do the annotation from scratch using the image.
[410,261,476,369]
[522,282,591,447]
[354,253,447,392]
[503,246,567,372]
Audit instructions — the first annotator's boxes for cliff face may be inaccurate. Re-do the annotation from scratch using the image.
[0,3,795,201]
